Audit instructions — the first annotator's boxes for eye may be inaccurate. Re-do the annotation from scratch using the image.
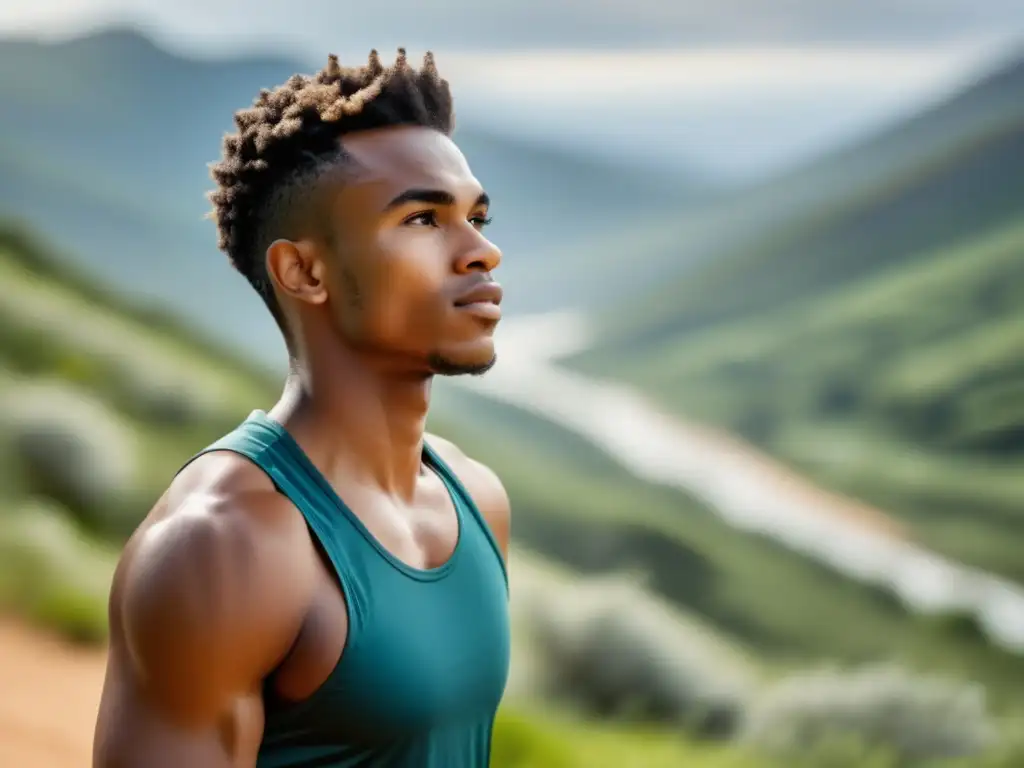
[405,210,439,227]
[470,214,493,229]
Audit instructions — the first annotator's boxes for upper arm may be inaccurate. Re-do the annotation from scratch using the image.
[95,495,313,766]
[121,503,307,723]
[427,433,511,561]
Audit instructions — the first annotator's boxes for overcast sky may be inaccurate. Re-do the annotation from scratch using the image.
[2,1,1021,179]
[3,0,1023,50]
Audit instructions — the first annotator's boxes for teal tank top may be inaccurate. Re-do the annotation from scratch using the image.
[191,410,510,767]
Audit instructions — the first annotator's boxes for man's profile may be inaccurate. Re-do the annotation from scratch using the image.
[92,49,511,767]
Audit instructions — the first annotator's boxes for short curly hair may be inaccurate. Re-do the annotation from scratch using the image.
[208,49,455,331]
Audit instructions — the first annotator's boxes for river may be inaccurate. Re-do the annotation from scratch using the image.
[447,311,1024,654]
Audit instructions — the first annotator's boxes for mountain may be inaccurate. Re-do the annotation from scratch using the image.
[0,27,706,367]
[550,49,1024,328]
[566,52,1024,583]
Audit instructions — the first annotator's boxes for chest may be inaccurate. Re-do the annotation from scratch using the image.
[265,522,510,743]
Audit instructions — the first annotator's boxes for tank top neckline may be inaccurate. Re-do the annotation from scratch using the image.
[247,409,465,582]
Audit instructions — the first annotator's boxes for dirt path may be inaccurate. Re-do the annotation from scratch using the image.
[0,619,106,767]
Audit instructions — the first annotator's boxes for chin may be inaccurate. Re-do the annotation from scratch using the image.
[427,348,497,377]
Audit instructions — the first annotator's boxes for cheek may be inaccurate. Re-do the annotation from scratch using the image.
[347,243,448,341]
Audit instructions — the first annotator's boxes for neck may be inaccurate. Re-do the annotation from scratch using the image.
[268,343,433,502]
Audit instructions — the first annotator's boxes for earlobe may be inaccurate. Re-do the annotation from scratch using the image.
[266,239,328,306]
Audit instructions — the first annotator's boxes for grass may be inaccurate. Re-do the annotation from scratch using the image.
[491,708,763,768]
[491,705,1024,768]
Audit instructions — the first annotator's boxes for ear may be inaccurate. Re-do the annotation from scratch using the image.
[265,239,328,306]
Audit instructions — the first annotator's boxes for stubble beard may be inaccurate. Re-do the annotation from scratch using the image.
[427,351,498,377]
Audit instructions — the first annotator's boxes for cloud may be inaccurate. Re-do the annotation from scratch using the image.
[440,45,993,103]
[2,0,1022,52]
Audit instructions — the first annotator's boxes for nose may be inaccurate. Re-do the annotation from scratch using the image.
[453,230,501,274]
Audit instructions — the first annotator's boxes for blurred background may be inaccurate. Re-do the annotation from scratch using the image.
[1,1,1024,766]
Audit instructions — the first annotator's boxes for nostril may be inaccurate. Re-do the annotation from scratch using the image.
[457,247,500,273]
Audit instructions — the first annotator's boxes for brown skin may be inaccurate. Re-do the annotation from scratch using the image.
[92,125,511,768]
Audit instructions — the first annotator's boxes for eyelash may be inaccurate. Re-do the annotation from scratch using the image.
[405,211,492,228]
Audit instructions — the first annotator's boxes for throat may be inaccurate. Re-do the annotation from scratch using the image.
[271,363,434,501]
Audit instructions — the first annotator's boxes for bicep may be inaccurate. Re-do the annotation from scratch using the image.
[120,518,263,726]
[94,607,258,768]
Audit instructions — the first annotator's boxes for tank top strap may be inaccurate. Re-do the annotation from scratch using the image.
[184,410,356,595]
[422,439,508,589]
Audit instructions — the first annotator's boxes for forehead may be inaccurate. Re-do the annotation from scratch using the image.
[334,126,481,205]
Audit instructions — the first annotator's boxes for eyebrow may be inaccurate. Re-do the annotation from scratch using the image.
[382,188,490,212]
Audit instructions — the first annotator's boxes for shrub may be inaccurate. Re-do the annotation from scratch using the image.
[521,569,752,738]
[941,722,1024,768]
[102,353,213,428]
[739,663,996,765]
[0,378,141,537]
[776,731,899,768]
[0,499,117,644]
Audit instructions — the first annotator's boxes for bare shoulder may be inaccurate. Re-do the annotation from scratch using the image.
[425,432,510,559]
[111,452,316,724]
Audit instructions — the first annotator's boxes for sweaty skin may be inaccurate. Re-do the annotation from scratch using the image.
[92,125,510,767]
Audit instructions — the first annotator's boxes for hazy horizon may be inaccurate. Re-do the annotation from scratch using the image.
[3,2,1021,181]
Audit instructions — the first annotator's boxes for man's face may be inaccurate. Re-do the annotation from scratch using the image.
[316,125,502,376]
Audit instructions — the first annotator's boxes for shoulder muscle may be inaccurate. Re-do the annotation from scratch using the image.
[426,433,510,559]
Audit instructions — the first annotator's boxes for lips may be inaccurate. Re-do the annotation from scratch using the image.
[454,281,503,308]
[454,281,503,322]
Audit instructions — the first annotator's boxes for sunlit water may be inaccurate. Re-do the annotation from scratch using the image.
[449,311,1024,654]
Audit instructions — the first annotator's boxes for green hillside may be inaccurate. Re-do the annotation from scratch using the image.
[5,220,1024,766]
[567,55,1024,583]
[0,28,705,366]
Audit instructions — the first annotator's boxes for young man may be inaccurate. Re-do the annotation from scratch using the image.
[93,50,511,767]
